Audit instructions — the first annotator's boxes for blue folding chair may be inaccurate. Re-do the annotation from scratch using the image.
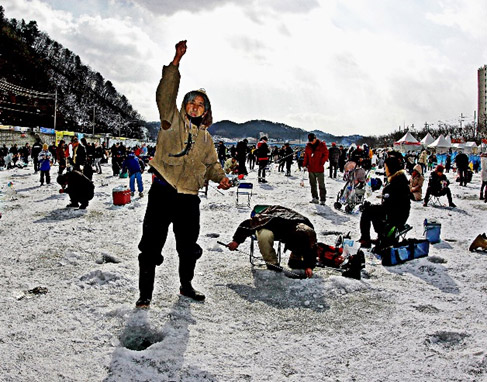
[236,182,253,207]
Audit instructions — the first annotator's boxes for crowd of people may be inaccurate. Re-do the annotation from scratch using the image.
[2,39,486,309]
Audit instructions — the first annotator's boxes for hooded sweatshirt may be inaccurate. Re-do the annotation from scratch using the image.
[409,164,424,201]
[150,64,225,195]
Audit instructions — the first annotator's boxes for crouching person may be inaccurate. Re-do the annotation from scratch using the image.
[122,151,145,197]
[227,205,318,278]
[57,170,95,209]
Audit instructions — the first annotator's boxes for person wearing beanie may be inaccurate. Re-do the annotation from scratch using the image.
[358,155,411,248]
[423,164,456,207]
[255,136,270,183]
[136,40,231,308]
[409,164,424,201]
[303,133,329,205]
[38,143,52,186]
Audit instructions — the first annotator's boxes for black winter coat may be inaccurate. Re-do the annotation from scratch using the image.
[59,170,95,202]
[427,171,449,195]
[455,153,469,169]
[381,170,411,228]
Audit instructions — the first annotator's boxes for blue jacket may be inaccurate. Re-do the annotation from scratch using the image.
[122,153,144,176]
[38,150,52,171]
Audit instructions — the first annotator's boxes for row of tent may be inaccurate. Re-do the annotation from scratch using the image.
[393,132,485,153]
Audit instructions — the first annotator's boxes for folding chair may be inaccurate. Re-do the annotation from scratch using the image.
[430,195,445,207]
[236,182,253,207]
[373,223,413,252]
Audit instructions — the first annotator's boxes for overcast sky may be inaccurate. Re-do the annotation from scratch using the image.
[2,0,486,136]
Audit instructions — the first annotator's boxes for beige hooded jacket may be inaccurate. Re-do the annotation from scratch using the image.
[149,64,225,195]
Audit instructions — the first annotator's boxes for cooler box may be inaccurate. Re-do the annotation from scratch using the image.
[113,186,131,205]
[423,219,441,243]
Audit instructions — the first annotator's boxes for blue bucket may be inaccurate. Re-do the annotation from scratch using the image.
[424,219,441,243]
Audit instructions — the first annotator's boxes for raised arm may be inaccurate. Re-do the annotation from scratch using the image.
[171,40,187,66]
[156,40,187,130]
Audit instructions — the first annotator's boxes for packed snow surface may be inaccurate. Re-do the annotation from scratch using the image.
[1,161,486,381]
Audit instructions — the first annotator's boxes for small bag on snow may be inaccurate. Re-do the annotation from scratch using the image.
[380,238,430,266]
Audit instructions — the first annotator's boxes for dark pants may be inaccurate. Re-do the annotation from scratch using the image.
[329,161,338,178]
[258,159,268,180]
[58,158,66,174]
[458,167,468,186]
[40,170,50,185]
[237,157,248,176]
[359,204,386,241]
[33,157,40,172]
[424,187,453,205]
[285,160,292,176]
[138,179,202,299]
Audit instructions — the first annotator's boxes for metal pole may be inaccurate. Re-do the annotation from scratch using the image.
[92,106,95,135]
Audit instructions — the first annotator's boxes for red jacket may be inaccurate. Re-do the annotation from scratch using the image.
[303,140,329,173]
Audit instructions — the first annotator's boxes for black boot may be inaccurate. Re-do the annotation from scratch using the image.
[136,264,156,308]
[342,251,365,280]
[180,283,205,301]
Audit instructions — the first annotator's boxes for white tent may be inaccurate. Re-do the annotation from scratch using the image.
[452,142,466,150]
[428,134,451,153]
[420,133,435,146]
[394,132,421,152]
[445,135,452,145]
[465,141,478,154]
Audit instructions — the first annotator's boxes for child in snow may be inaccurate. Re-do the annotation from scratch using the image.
[38,144,52,186]
[121,151,145,197]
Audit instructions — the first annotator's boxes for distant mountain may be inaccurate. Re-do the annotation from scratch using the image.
[144,119,363,145]
[208,119,363,145]
[0,7,145,138]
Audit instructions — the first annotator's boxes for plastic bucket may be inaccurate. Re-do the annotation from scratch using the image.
[424,219,441,243]
[113,187,131,205]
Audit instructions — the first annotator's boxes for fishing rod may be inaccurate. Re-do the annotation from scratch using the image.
[216,241,306,279]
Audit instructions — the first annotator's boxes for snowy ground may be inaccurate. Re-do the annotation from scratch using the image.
[0,160,486,382]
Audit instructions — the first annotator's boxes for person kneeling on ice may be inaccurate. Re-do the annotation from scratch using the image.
[358,155,411,249]
[226,205,319,278]
[57,170,95,209]
[121,151,145,197]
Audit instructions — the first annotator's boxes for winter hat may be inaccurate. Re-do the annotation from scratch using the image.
[384,156,402,175]
[413,164,422,175]
[43,143,48,150]
[308,133,316,141]
[435,164,445,173]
